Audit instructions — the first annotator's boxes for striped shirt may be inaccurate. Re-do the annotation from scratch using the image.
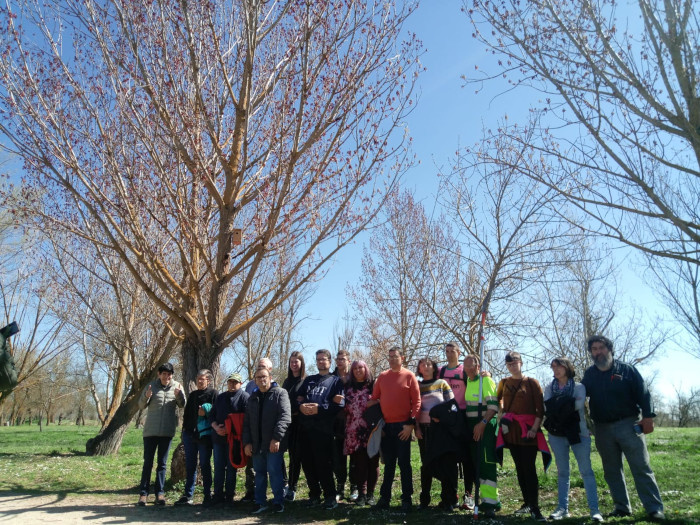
[418,379,454,424]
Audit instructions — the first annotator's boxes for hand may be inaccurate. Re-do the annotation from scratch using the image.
[333,394,344,404]
[198,405,205,416]
[414,426,423,440]
[300,403,319,416]
[526,427,538,440]
[398,424,413,441]
[145,385,153,399]
[244,444,253,457]
[213,423,227,436]
[174,386,182,398]
[480,370,492,378]
[473,421,486,442]
[269,440,280,453]
[641,417,655,434]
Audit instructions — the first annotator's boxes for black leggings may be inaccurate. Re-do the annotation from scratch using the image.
[509,445,539,510]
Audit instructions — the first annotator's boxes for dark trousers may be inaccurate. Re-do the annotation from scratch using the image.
[379,422,413,503]
[417,423,457,506]
[182,429,213,499]
[333,434,348,491]
[349,448,379,496]
[212,441,237,500]
[139,436,172,496]
[300,427,335,500]
[509,445,539,510]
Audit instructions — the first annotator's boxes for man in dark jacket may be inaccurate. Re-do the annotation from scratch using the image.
[298,349,345,510]
[243,367,291,514]
[210,372,249,505]
[582,335,664,521]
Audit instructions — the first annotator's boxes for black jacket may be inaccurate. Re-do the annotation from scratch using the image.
[242,385,291,454]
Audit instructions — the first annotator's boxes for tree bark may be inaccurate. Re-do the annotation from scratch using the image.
[85,390,141,455]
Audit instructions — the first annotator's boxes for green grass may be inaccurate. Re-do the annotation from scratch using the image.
[0,425,698,523]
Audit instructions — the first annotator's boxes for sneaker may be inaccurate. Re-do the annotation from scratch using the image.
[437,501,454,512]
[531,508,547,521]
[241,492,255,503]
[304,497,322,507]
[373,497,390,509]
[251,504,268,514]
[591,513,605,522]
[349,489,359,502]
[608,509,631,518]
[461,493,475,511]
[648,510,665,521]
[482,508,497,518]
[155,495,166,506]
[137,495,147,506]
[550,508,570,520]
[514,504,531,515]
[355,494,367,506]
[284,490,296,502]
[323,497,338,510]
[366,495,377,506]
[174,495,192,506]
[272,503,284,513]
[336,491,345,502]
[401,500,413,513]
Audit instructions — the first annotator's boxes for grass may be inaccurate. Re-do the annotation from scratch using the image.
[0,424,698,523]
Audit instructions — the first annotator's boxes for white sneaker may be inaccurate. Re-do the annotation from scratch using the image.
[549,508,570,520]
[591,512,605,522]
[461,494,475,510]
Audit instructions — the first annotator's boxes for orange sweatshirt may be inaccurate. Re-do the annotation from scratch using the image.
[370,367,421,423]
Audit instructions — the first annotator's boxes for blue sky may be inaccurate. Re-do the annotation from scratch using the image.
[294,1,698,404]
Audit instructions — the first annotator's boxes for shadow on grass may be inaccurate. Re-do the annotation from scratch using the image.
[0,492,694,525]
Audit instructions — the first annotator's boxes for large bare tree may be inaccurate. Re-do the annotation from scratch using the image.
[466,0,700,355]
[0,1,422,391]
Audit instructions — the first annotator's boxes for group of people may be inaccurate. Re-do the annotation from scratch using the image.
[136,335,665,521]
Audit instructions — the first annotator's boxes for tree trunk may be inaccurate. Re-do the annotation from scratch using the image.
[85,390,141,455]
[181,335,222,393]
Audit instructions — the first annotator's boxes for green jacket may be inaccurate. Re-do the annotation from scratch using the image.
[138,379,186,437]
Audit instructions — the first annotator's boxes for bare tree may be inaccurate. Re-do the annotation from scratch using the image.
[671,385,700,428]
[466,0,700,355]
[0,0,422,389]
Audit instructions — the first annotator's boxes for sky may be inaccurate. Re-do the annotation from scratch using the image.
[293,1,699,404]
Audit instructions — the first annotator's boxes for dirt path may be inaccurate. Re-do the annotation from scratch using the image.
[0,492,308,524]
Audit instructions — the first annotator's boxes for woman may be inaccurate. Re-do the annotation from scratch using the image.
[137,362,186,506]
[414,357,454,510]
[281,351,306,502]
[343,360,379,506]
[496,351,548,521]
[544,357,602,522]
[176,369,218,505]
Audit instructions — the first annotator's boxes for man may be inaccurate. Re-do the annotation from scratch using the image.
[210,372,249,505]
[463,354,501,517]
[439,342,473,510]
[297,349,345,510]
[369,346,421,512]
[332,349,353,501]
[242,358,275,501]
[581,335,664,521]
[243,367,291,514]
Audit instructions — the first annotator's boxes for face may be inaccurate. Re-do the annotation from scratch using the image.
[255,370,271,391]
[227,379,240,392]
[352,365,366,382]
[289,358,301,374]
[335,355,349,372]
[196,374,209,389]
[388,350,403,368]
[505,359,522,376]
[316,353,331,372]
[445,345,459,363]
[551,361,567,380]
[158,370,173,386]
[590,341,613,369]
[463,357,478,378]
[419,360,433,378]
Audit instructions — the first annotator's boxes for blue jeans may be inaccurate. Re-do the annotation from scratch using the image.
[139,436,172,496]
[212,440,237,500]
[548,434,599,514]
[182,429,213,499]
[594,417,663,514]
[379,422,413,503]
[252,449,285,506]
